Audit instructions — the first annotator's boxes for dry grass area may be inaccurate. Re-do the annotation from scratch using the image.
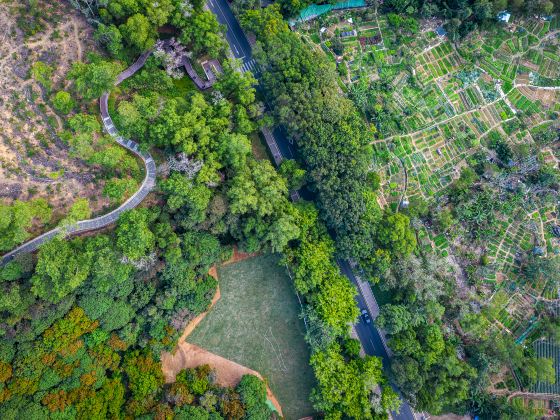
[188,254,316,419]
[0,0,108,215]
[161,265,284,416]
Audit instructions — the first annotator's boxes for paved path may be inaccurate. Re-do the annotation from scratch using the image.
[1,52,157,265]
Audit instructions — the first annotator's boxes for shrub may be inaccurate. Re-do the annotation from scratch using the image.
[52,91,75,114]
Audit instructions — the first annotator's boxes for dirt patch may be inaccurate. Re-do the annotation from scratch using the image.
[0,0,108,213]
[208,265,218,280]
[223,245,260,265]
[518,86,559,109]
[161,342,283,416]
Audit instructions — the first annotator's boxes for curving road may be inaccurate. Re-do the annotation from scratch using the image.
[0,51,157,265]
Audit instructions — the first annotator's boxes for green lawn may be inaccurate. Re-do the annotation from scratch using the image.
[188,254,316,419]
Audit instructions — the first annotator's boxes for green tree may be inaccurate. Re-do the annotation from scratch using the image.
[31,237,93,303]
[68,58,122,101]
[52,91,75,114]
[103,178,138,204]
[99,300,135,332]
[94,23,124,57]
[116,208,155,260]
[215,59,258,109]
[313,272,359,335]
[310,343,384,418]
[279,159,306,190]
[60,198,91,227]
[236,375,272,419]
[0,199,51,252]
[177,11,226,58]
[31,61,54,91]
[376,211,417,257]
[120,13,156,52]
[123,350,164,400]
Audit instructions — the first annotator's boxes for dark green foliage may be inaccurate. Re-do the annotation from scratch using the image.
[175,404,211,419]
[488,137,513,164]
[123,350,164,400]
[0,199,51,252]
[31,237,93,303]
[52,91,75,114]
[116,208,156,261]
[236,374,273,419]
[78,292,113,320]
[94,23,124,57]
[68,55,122,101]
[279,159,306,191]
[242,6,379,260]
[175,10,226,59]
[181,231,222,275]
[100,301,135,332]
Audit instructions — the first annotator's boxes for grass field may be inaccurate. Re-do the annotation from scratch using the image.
[188,254,316,419]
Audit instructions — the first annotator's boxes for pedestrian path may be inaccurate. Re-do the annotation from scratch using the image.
[241,58,260,76]
[0,51,158,265]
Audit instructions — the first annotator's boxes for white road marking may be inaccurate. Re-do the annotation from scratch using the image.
[209,0,244,59]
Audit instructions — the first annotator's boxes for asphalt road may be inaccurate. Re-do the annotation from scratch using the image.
[207,1,418,418]
[206,0,252,60]
[206,0,297,161]
[340,261,416,420]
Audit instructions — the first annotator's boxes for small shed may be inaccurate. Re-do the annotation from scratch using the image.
[435,26,447,37]
[340,30,357,38]
[497,11,511,23]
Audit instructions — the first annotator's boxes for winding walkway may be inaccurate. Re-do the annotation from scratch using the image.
[0,52,157,265]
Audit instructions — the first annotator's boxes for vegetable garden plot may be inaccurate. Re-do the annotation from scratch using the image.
[532,338,560,395]
[507,89,542,114]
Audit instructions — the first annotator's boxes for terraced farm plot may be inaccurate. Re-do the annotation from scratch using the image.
[299,10,560,347]
[416,42,461,83]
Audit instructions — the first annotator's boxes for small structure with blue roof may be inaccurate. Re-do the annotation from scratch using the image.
[497,10,511,23]
[435,26,447,37]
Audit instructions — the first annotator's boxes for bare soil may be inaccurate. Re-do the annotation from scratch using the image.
[518,86,559,109]
[161,342,283,416]
[223,244,261,265]
[0,0,108,213]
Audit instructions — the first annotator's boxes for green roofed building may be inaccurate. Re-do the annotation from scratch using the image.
[290,0,366,25]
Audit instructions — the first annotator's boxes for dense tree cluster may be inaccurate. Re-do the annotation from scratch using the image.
[0,199,51,253]
[114,56,299,253]
[382,0,560,40]
[0,14,295,416]
[241,6,386,261]
[6,0,559,418]
[375,252,477,413]
[273,0,560,33]
[71,0,226,61]
[284,203,400,417]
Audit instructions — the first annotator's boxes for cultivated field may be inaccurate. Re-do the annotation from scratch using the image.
[296,10,560,379]
[188,254,316,419]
